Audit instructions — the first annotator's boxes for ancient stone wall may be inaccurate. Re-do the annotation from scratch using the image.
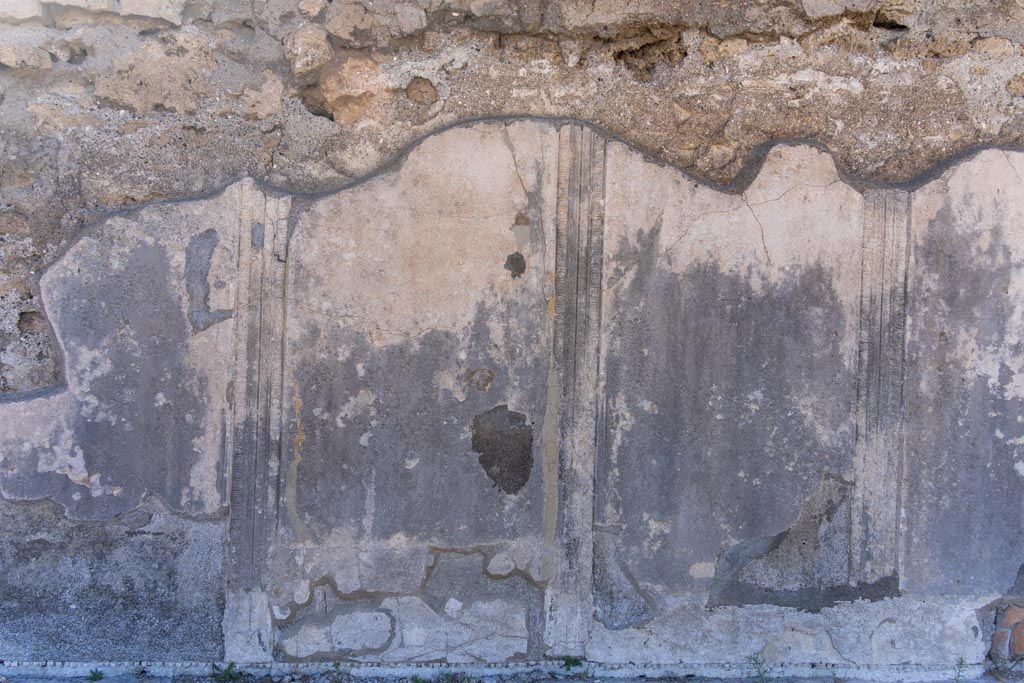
[2,0,1024,678]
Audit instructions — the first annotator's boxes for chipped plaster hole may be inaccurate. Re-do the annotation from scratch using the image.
[872,10,909,31]
[471,404,534,495]
[406,77,438,105]
[17,310,46,333]
[504,251,526,279]
[466,367,494,391]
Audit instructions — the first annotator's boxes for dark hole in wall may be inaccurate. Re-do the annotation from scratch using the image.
[471,404,534,494]
[504,251,526,279]
[872,10,909,30]
[612,30,687,83]
[17,311,46,334]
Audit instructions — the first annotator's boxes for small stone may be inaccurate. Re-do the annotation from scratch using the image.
[241,71,284,119]
[119,0,186,24]
[210,0,254,25]
[393,3,427,36]
[444,597,463,616]
[44,32,87,63]
[486,551,516,576]
[470,0,513,17]
[706,142,736,169]
[974,36,1015,56]
[1007,74,1024,98]
[874,3,912,29]
[93,34,213,114]
[445,55,467,71]
[1004,604,1024,627]
[559,39,582,67]
[699,37,720,63]
[718,37,749,58]
[319,56,386,124]
[50,0,116,10]
[406,76,438,105]
[801,0,871,20]
[298,0,326,17]
[1012,622,1024,657]
[284,25,332,77]
[292,579,310,604]
[993,627,1011,660]
[701,36,748,63]
[0,43,50,70]
[325,1,376,46]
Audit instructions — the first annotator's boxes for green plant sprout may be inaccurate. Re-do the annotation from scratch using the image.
[747,652,772,683]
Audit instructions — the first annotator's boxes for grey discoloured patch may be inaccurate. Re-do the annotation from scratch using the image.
[251,221,265,249]
[472,405,534,495]
[504,251,527,279]
[278,122,553,549]
[0,496,225,661]
[64,241,210,515]
[1,236,220,518]
[707,475,899,611]
[284,314,549,544]
[902,194,1024,595]
[592,530,653,629]
[186,228,233,333]
[596,223,855,596]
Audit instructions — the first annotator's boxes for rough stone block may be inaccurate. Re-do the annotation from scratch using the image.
[993,626,1012,660]
[284,24,331,77]
[118,0,187,24]
[1013,622,1024,658]
[0,42,50,69]
[0,0,43,21]
[50,0,116,11]
[1004,604,1024,627]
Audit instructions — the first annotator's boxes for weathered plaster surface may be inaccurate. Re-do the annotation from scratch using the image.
[0,183,256,518]
[0,118,1022,676]
[902,150,1024,596]
[0,495,225,661]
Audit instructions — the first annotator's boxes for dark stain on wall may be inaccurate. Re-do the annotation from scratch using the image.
[504,252,527,279]
[185,228,232,333]
[902,200,1024,596]
[471,405,534,494]
[286,300,549,544]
